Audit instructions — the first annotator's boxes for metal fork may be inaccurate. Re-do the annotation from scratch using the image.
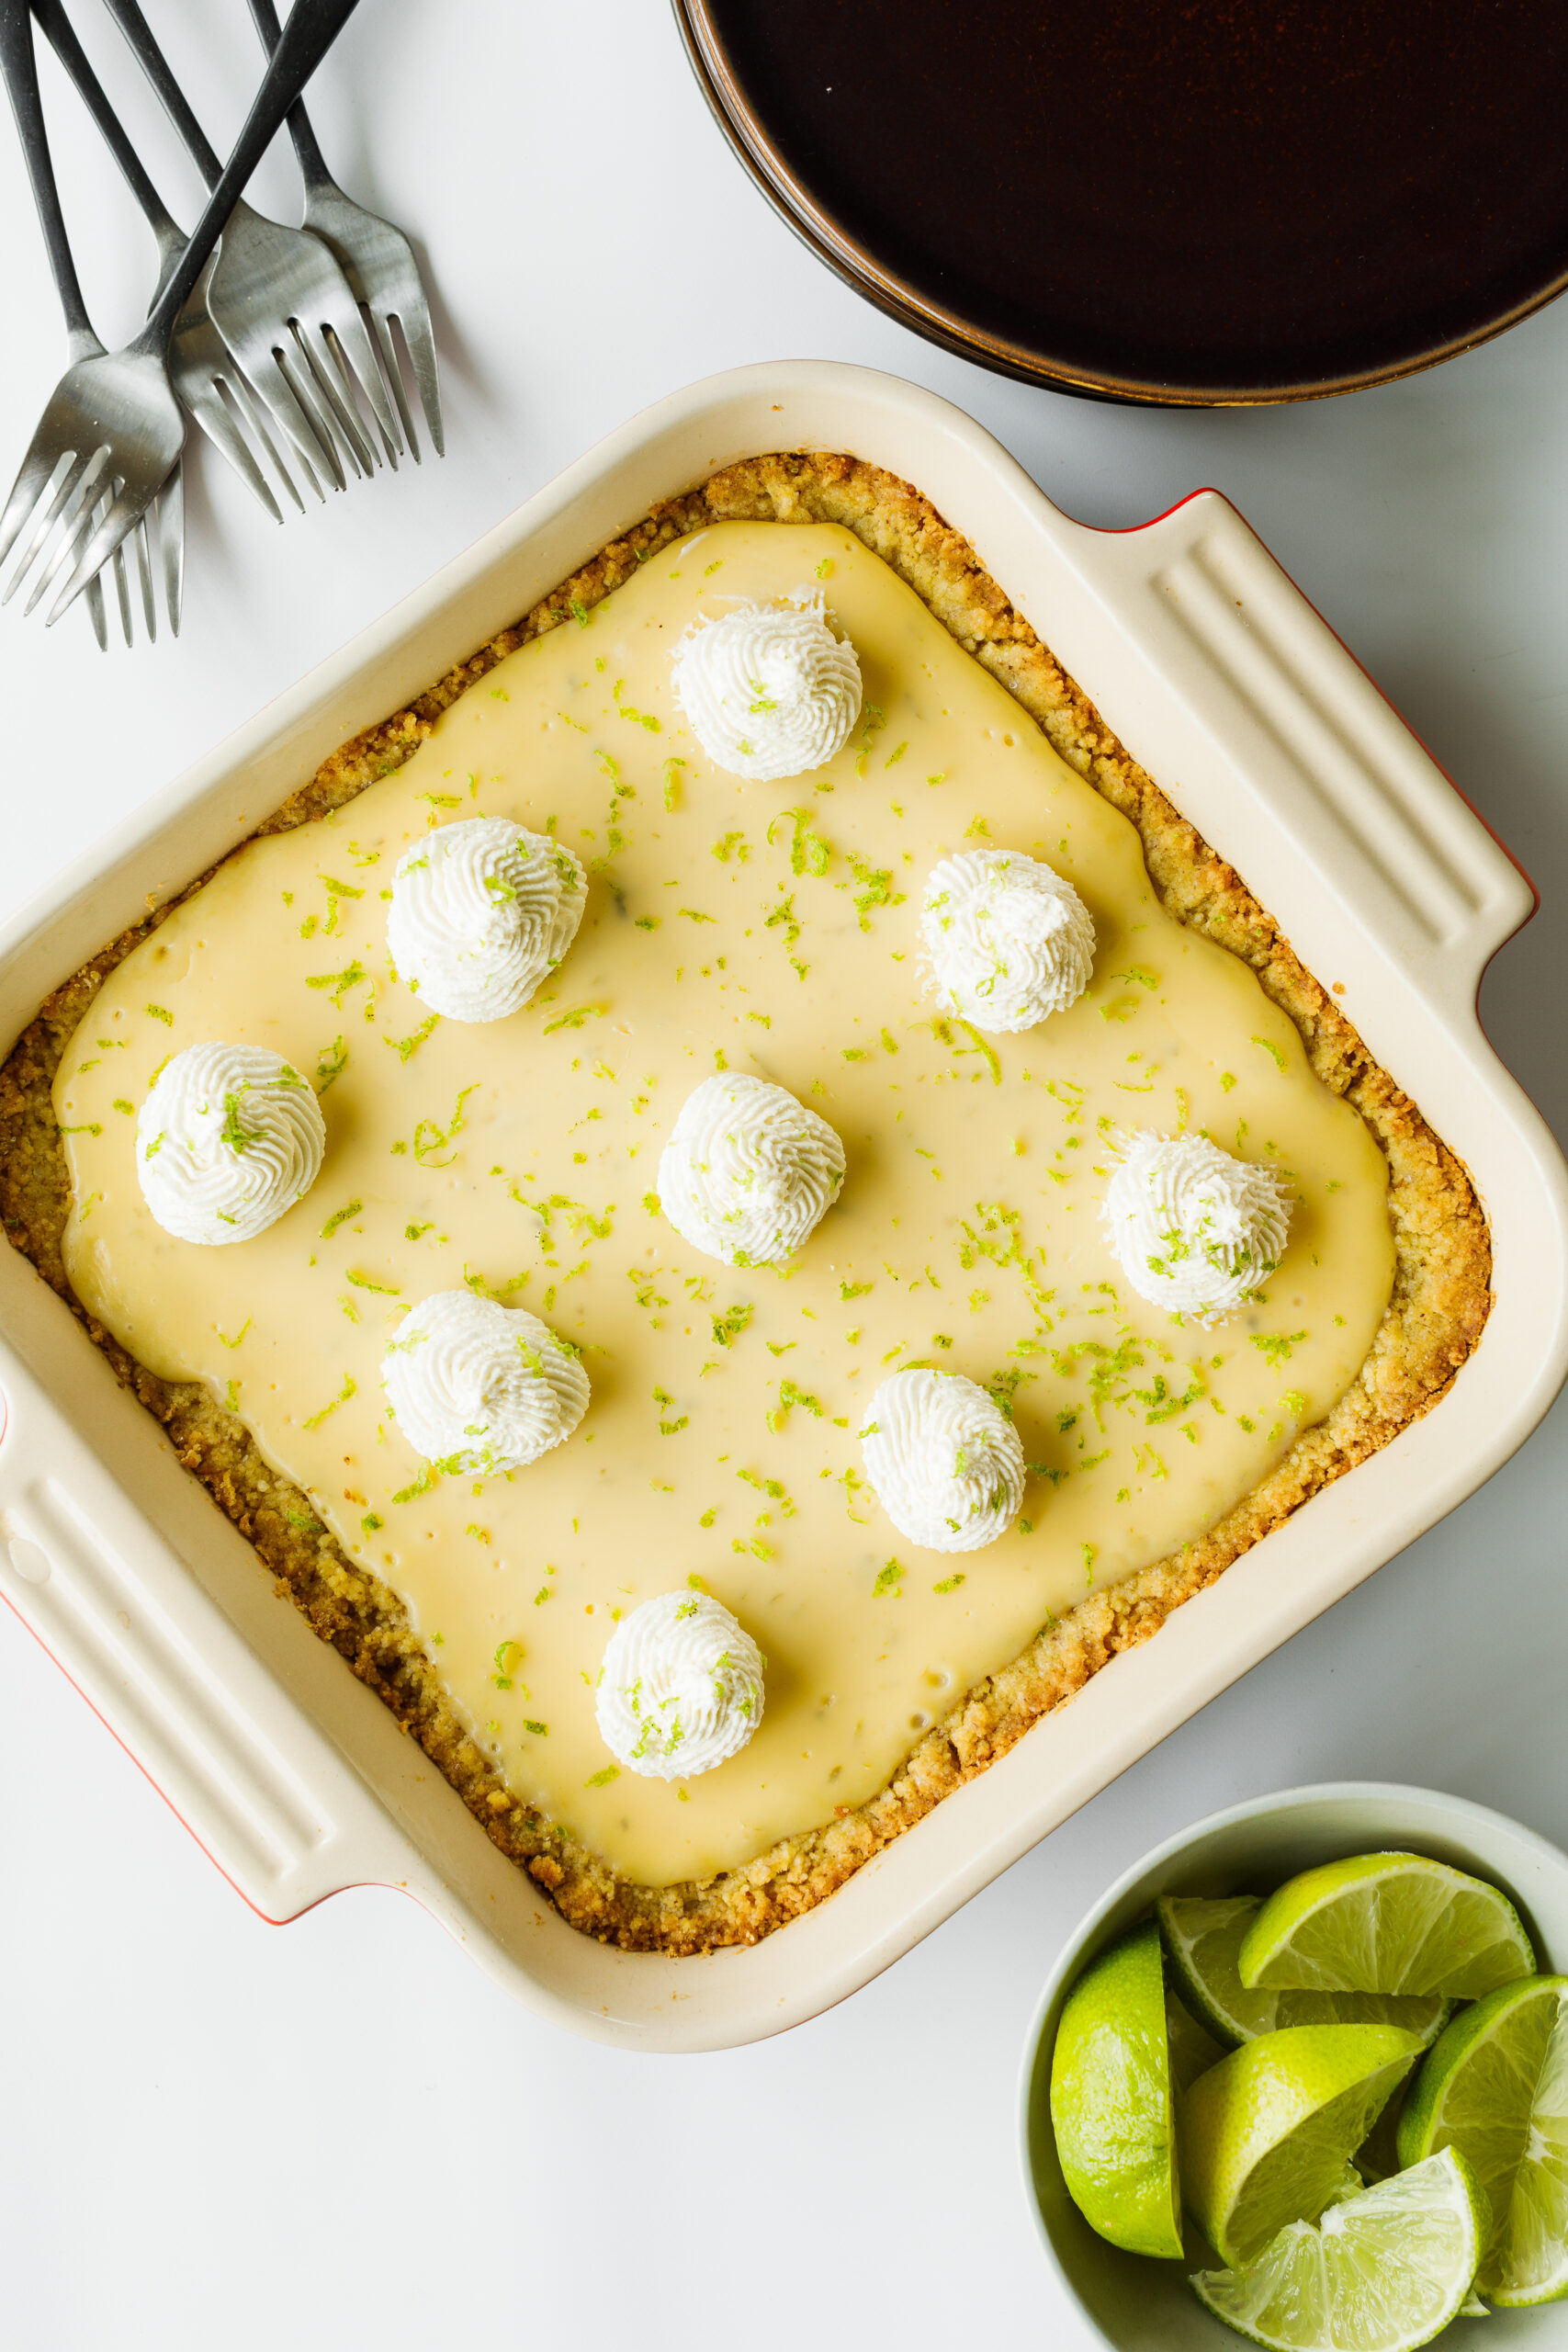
[0,0,173,643]
[34,0,310,526]
[247,0,442,459]
[100,0,400,486]
[0,0,367,627]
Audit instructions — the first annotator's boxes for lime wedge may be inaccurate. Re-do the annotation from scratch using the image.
[1049,1919,1183,2256]
[1179,2022,1425,2267]
[1190,2147,1488,2351]
[1398,1973,1568,2306]
[1238,1854,1535,1999]
[1159,1894,1451,2047]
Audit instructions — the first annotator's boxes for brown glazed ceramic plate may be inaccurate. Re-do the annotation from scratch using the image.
[675,0,1568,406]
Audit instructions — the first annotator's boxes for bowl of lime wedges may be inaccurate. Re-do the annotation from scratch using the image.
[1020,1783,1568,2352]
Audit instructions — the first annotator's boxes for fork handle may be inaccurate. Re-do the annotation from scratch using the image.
[30,0,181,244]
[98,0,222,186]
[245,0,333,193]
[0,0,93,342]
[139,0,363,346]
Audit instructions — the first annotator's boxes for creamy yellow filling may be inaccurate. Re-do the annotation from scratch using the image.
[56,520,1393,1884]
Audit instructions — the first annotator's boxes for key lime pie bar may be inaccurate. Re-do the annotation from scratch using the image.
[0,456,1490,1952]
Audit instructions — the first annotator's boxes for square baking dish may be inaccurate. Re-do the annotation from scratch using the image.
[3,361,1564,2052]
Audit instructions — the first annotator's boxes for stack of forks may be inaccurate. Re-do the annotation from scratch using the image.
[0,0,441,647]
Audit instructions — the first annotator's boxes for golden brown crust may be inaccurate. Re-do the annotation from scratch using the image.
[0,454,1491,1953]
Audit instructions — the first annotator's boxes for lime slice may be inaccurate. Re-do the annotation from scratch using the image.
[1049,1918,1183,2256]
[1179,2022,1425,2267]
[1159,1894,1451,2047]
[1398,1973,1568,2306]
[1190,2147,1488,2351]
[1238,1854,1535,1999]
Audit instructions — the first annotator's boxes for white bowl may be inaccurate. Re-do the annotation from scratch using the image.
[1019,1781,1568,2349]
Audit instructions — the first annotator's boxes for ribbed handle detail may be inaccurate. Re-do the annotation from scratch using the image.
[1129,502,1533,991]
[1155,533,1483,945]
[0,1465,333,1905]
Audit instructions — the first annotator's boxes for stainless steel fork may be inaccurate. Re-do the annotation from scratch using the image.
[100,0,400,485]
[0,0,367,625]
[32,0,310,525]
[247,0,442,458]
[0,0,174,643]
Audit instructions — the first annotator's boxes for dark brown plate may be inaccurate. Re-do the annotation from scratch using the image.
[676,0,1568,406]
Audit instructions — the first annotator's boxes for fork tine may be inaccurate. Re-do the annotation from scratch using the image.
[1,447,88,600]
[299,327,382,475]
[391,292,443,460]
[245,341,348,492]
[6,448,100,608]
[132,509,156,643]
[292,328,377,476]
[44,473,152,627]
[111,538,134,643]
[158,463,183,636]
[328,321,400,469]
[314,291,402,460]
[226,369,307,512]
[276,337,362,483]
[178,368,285,522]
[287,421,323,503]
[0,442,73,574]
[24,456,111,616]
[366,307,418,462]
[84,563,107,649]
[81,473,121,644]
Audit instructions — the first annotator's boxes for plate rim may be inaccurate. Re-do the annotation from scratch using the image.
[673,0,1568,408]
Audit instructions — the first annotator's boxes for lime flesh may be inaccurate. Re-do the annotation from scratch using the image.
[1179,2022,1425,2268]
[1191,2147,1488,2351]
[1159,1894,1451,2048]
[1238,1854,1535,2000]
[1398,1973,1568,2306]
[1050,1918,1184,2257]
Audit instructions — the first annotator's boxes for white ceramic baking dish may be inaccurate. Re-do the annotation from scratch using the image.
[2,362,1564,2052]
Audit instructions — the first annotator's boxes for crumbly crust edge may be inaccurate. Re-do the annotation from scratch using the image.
[0,453,1492,1954]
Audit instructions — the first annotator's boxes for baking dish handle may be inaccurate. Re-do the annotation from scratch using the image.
[1046,489,1537,1012]
[0,1347,413,1920]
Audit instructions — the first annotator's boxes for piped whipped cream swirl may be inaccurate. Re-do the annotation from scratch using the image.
[380,1289,589,1474]
[921,848,1094,1032]
[387,817,586,1022]
[1103,1132,1292,1323]
[595,1590,765,1780]
[861,1366,1027,1553]
[670,592,862,782]
[136,1041,325,1246]
[657,1071,845,1266]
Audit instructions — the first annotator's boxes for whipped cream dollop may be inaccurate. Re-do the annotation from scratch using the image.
[920,848,1094,1032]
[657,1071,845,1267]
[387,817,586,1022]
[380,1289,589,1474]
[861,1366,1027,1553]
[595,1590,766,1780]
[670,592,862,783]
[136,1041,325,1246]
[1103,1131,1292,1323]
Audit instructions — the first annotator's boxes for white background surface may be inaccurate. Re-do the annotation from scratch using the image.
[3,6,1568,2345]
